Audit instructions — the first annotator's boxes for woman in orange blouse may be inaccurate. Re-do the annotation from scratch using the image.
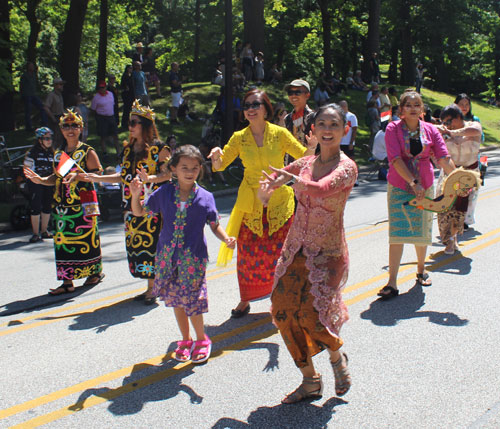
[259,103,357,404]
[209,89,317,318]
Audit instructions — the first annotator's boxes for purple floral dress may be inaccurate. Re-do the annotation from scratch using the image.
[144,182,220,316]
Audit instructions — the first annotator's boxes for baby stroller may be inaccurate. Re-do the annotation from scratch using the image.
[97,183,123,221]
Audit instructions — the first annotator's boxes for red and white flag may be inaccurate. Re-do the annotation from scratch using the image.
[381,110,391,123]
[56,152,76,177]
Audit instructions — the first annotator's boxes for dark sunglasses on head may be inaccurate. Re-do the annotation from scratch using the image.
[61,123,80,130]
[242,101,263,111]
[443,119,452,127]
[287,89,304,96]
[129,119,141,127]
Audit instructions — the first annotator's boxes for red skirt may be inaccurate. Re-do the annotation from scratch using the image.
[237,213,292,302]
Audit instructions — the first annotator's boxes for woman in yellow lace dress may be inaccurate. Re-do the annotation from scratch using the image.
[209,89,317,318]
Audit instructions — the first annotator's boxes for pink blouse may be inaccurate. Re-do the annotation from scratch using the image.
[273,154,358,335]
[386,120,450,191]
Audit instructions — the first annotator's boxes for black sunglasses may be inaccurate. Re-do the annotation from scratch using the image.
[41,136,53,141]
[242,101,263,111]
[61,123,80,130]
[287,89,305,96]
[443,119,452,127]
[129,119,141,127]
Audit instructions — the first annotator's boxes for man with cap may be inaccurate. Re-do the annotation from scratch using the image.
[91,80,120,157]
[132,42,144,64]
[44,77,65,146]
[283,79,314,164]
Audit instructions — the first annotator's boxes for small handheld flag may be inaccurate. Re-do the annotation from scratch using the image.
[56,152,77,177]
[381,110,391,123]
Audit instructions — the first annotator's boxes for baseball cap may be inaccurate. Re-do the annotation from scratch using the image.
[284,79,310,93]
[97,80,107,88]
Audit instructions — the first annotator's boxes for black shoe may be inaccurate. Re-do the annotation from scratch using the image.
[231,304,251,318]
[41,231,53,239]
[144,296,157,305]
[29,234,42,243]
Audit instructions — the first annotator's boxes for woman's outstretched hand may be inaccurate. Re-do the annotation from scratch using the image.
[23,167,42,184]
[129,176,143,197]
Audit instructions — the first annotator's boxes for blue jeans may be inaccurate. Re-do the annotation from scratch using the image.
[23,95,47,129]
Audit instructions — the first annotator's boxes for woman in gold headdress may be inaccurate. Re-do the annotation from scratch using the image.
[24,110,105,295]
[85,100,171,304]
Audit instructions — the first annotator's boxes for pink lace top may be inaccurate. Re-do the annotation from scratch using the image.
[273,154,358,335]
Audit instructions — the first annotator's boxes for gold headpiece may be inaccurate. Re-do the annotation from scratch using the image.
[59,109,84,127]
[130,99,155,121]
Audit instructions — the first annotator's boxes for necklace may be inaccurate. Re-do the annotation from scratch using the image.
[317,152,341,164]
[408,128,420,138]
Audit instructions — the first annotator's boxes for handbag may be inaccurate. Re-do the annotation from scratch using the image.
[80,189,100,217]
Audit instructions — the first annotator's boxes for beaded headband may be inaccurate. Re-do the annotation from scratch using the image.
[59,109,84,127]
[130,99,155,121]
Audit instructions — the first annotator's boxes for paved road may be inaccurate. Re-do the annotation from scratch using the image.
[1,152,500,428]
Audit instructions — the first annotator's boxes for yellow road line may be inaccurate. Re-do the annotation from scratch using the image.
[0,317,271,421]
[343,226,500,295]
[0,266,236,330]
[4,230,500,425]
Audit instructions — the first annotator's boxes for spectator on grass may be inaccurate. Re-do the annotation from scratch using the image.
[240,42,254,82]
[132,61,150,106]
[90,80,120,156]
[169,62,183,124]
[143,47,162,97]
[379,87,392,113]
[370,52,380,83]
[74,92,89,142]
[44,77,65,146]
[120,65,135,129]
[388,87,399,107]
[314,83,330,107]
[254,52,265,85]
[132,42,144,64]
[20,62,47,131]
[107,74,120,126]
[353,70,369,91]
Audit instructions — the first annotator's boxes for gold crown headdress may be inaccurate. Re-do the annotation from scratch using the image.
[130,99,155,121]
[59,109,84,127]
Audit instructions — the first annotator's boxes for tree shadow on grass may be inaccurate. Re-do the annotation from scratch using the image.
[361,282,469,327]
[211,397,347,428]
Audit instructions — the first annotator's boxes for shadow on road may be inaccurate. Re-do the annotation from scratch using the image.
[0,284,98,318]
[360,282,469,327]
[211,397,347,428]
[40,297,157,333]
[68,360,203,415]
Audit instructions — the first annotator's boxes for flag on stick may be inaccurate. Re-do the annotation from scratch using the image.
[381,110,391,123]
[56,152,77,177]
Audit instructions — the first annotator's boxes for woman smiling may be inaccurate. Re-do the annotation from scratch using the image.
[209,89,317,318]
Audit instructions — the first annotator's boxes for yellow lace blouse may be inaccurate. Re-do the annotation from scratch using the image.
[214,122,307,265]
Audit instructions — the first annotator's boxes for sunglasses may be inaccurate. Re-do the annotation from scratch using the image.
[41,136,53,141]
[61,123,80,130]
[443,119,452,127]
[129,119,141,128]
[242,101,263,111]
[287,89,305,96]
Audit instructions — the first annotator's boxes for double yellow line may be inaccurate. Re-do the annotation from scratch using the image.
[3,187,500,426]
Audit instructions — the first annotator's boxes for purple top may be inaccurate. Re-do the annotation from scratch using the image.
[385,120,450,191]
[144,182,219,284]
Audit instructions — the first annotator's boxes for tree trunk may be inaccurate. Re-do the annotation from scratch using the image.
[399,1,414,85]
[388,35,399,83]
[193,0,201,81]
[60,0,89,101]
[318,0,332,76]
[242,0,265,54]
[495,7,500,100]
[96,0,108,83]
[362,0,380,81]
[0,0,15,131]
[26,0,42,64]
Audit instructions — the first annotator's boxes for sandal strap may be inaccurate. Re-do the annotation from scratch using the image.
[331,353,351,396]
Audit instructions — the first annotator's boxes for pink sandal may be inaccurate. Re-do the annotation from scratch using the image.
[191,336,212,364]
[174,340,194,362]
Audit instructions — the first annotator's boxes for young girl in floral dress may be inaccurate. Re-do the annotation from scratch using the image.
[130,145,236,363]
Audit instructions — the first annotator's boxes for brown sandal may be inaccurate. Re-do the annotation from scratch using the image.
[331,352,351,396]
[281,374,323,404]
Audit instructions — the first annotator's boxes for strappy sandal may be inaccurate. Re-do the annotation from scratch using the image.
[48,283,75,296]
[377,285,399,300]
[331,352,351,397]
[191,336,212,364]
[83,273,105,286]
[282,374,323,404]
[416,272,432,286]
[174,340,194,362]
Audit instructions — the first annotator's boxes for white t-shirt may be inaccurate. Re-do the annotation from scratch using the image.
[372,130,387,160]
[340,111,358,146]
